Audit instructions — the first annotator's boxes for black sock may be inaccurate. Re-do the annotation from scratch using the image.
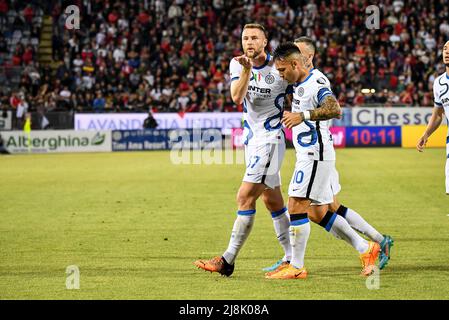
[336,205,348,218]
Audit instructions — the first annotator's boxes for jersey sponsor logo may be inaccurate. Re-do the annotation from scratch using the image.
[248,85,272,94]
[297,87,305,97]
[265,74,275,84]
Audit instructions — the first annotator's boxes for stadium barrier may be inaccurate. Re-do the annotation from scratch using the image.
[401,125,448,148]
[1,125,447,154]
[111,129,223,151]
[0,130,111,153]
[351,107,447,126]
[75,112,242,134]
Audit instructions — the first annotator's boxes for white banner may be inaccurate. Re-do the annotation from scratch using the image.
[0,111,12,130]
[0,130,112,153]
[74,113,243,133]
[351,107,446,126]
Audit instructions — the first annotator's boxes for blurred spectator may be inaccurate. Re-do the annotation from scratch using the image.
[143,111,158,129]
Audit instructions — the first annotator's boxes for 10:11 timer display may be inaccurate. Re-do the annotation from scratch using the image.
[346,126,402,147]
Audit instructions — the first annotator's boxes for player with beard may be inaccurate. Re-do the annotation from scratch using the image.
[194,24,292,276]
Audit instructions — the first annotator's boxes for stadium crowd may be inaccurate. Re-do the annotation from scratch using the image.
[1,0,449,115]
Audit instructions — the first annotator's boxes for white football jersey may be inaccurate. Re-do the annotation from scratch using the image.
[433,72,449,130]
[291,68,335,161]
[433,72,449,193]
[230,53,290,145]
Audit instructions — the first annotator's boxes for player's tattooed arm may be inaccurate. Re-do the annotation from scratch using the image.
[309,95,342,121]
[282,95,342,129]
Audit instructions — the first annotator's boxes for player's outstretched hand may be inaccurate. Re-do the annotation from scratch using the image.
[235,55,253,70]
[282,111,303,129]
[416,135,428,152]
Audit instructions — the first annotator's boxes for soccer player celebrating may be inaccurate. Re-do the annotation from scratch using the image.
[194,24,291,276]
[263,37,394,273]
[266,43,380,279]
[417,40,449,195]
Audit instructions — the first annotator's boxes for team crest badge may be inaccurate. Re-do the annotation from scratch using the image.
[265,74,275,84]
[297,87,305,97]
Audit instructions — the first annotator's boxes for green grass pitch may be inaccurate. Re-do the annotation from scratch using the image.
[1,148,448,299]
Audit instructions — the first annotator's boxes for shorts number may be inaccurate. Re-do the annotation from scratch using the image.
[294,170,304,184]
[247,155,261,169]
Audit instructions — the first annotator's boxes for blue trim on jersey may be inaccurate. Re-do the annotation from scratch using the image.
[446,73,449,80]
[238,209,256,216]
[243,99,248,113]
[252,53,271,70]
[243,120,253,145]
[285,85,294,94]
[291,218,309,226]
[294,71,314,86]
[317,88,332,104]
[309,68,315,72]
[435,101,443,107]
[231,76,240,82]
[271,207,287,219]
[446,136,449,144]
[297,121,318,147]
[325,213,337,232]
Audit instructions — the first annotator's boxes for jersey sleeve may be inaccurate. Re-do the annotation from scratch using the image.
[229,58,242,82]
[312,85,334,108]
[433,77,443,107]
[310,75,334,107]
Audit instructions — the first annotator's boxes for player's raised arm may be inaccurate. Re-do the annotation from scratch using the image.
[230,56,252,105]
[417,107,444,152]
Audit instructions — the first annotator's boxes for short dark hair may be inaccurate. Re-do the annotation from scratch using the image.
[273,42,301,61]
[294,36,316,53]
[243,23,268,39]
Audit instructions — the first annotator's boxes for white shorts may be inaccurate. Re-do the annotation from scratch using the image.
[243,139,285,189]
[330,166,342,196]
[288,159,335,205]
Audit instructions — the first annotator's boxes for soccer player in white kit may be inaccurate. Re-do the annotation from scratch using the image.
[194,24,292,276]
[417,40,449,195]
[264,37,394,273]
[266,43,380,279]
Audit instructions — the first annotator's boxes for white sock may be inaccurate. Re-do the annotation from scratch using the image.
[289,215,311,269]
[271,208,291,262]
[326,213,369,253]
[222,210,255,264]
[340,207,384,243]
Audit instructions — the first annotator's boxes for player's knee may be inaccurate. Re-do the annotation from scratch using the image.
[261,194,283,212]
[287,198,309,214]
[236,192,257,210]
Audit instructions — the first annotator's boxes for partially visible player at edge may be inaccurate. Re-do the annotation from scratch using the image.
[266,42,380,279]
[263,37,394,273]
[194,24,292,276]
[417,40,449,195]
